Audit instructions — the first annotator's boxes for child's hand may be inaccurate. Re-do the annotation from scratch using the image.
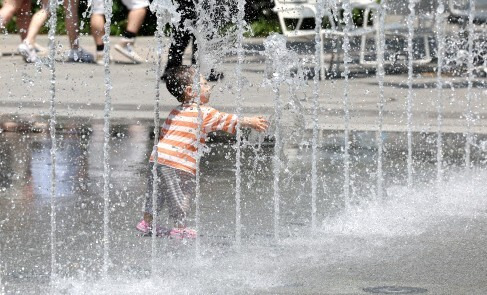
[242,116,269,132]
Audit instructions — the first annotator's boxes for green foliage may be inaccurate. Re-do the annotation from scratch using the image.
[244,18,282,37]
[2,0,373,38]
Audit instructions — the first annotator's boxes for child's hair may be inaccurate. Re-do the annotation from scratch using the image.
[165,65,195,103]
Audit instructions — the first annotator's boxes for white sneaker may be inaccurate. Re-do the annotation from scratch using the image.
[114,39,144,64]
[95,51,104,65]
[95,50,113,66]
[18,41,38,63]
[67,47,95,63]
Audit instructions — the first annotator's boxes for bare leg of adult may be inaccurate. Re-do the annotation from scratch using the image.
[18,0,47,55]
[126,7,146,35]
[63,0,94,62]
[18,1,48,62]
[23,4,48,46]
[90,13,104,47]
[63,0,79,50]
[114,7,146,63]
[90,13,105,64]
[16,0,32,40]
[0,0,22,29]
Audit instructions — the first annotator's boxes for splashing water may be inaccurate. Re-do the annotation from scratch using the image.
[1,0,487,293]
[263,34,302,239]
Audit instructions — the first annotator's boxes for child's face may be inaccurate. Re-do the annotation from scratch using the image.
[186,75,211,104]
[198,75,211,104]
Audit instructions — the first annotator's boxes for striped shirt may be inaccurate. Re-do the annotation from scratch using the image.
[150,102,239,175]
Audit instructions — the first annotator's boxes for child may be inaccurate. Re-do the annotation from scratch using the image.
[136,65,269,239]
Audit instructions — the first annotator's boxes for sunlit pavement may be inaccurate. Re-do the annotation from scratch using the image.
[1,33,486,134]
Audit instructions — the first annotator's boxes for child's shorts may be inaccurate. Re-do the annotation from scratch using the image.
[91,0,149,15]
[143,163,196,226]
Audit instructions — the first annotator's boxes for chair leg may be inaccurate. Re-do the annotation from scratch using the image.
[330,36,343,77]
[359,9,371,65]
[423,35,431,63]
[320,36,325,80]
[278,14,288,36]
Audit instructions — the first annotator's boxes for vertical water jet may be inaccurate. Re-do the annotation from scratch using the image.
[311,0,325,230]
[47,0,58,289]
[376,4,386,200]
[465,0,475,169]
[342,0,352,205]
[150,8,165,275]
[234,0,246,248]
[101,0,113,279]
[435,0,445,183]
[193,2,204,254]
[406,0,416,188]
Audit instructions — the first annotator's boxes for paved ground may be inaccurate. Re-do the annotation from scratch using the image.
[1,30,487,295]
[0,32,486,136]
[1,128,487,295]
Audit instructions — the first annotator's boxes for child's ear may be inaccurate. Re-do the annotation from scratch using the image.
[184,85,193,98]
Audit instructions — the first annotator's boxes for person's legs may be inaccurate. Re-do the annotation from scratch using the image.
[90,13,104,47]
[126,7,145,34]
[115,0,148,63]
[17,0,48,62]
[16,0,31,40]
[159,166,195,229]
[162,0,222,81]
[63,0,94,62]
[165,25,192,70]
[164,0,195,72]
[162,166,196,239]
[0,0,22,29]
[90,11,105,64]
[22,0,48,45]
[137,163,167,235]
[89,0,105,64]
[63,0,79,49]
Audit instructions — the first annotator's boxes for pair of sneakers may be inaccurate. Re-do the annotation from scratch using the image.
[18,41,95,63]
[136,220,197,239]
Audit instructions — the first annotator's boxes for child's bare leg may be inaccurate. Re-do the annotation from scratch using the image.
[143,212,153,224]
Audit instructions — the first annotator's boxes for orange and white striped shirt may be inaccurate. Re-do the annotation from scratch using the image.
[150,102,239,175]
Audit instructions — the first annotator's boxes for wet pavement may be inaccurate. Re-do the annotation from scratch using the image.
[0,123,487,294]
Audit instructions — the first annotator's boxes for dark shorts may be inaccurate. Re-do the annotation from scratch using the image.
[144,163,196,227]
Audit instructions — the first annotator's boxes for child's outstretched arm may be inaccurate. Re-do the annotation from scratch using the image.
[240,116,269,132]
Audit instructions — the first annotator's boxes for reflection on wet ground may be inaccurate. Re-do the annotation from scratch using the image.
[1,124,487,294]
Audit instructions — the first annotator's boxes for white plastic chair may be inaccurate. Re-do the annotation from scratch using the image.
[449,0,487,21]
[273,0,328,38]
[358,0,438,66]
[272,0,378,78]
